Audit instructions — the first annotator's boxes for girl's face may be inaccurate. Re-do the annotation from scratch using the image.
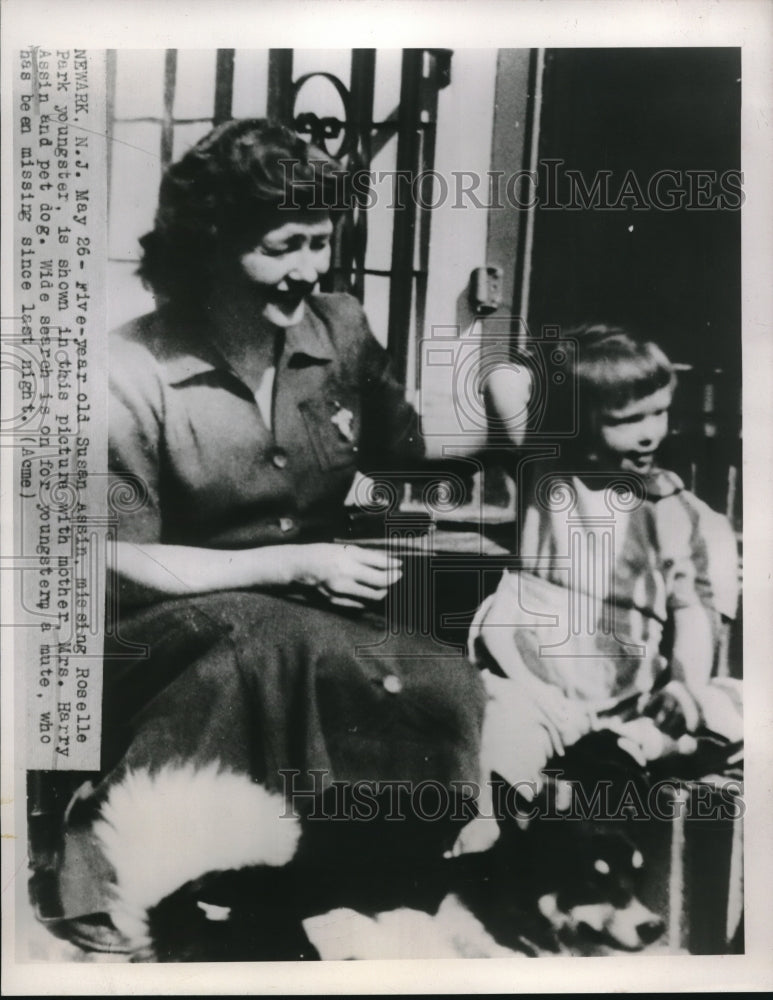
[592,384,673,473]
[236,210,333,328]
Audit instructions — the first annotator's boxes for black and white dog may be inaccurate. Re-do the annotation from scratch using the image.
[85,732,666,960]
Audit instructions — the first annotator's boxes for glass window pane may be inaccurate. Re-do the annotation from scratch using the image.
[113,50,166,119]
[173,50,217,120]
[362,274,391,349]
[419,315,473,449]
[172,121,214,161]
[108,122,162,260]
[366,132,397,272]
[404,276,418,397]
[292,50,351,90]
[232,50,269,118]
[373,49,402,124]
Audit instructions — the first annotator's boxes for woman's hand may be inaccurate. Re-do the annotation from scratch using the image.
[290,543,402,608]
[111,540,400,608]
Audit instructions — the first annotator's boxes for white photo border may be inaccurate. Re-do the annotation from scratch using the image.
[2,0,772,994]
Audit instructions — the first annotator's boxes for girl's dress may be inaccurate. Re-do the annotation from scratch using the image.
[470,460,739,715]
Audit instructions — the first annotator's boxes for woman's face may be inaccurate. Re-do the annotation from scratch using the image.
[237,211,333,328]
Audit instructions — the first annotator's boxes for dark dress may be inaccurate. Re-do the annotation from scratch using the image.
[51,293,485,951]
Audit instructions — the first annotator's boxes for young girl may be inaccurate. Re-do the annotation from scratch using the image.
[463,325,741,842]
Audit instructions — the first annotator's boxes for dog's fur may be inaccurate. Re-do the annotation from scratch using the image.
[131,802,664,960]
[445,730,667,954]
[85,735,665,961]
[302,894,518,959]
[93,763,301,955]
[443,787,664,954]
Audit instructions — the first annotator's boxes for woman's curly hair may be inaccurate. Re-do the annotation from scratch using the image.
[138,119,347,306]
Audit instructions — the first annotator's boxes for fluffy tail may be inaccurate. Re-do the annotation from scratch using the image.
[93,763,300,949]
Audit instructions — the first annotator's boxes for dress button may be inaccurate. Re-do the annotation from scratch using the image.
[279,517,295,533]
[382,674,403,695]
[272,449,288,469]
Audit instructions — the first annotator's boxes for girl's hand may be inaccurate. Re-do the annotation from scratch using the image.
[509,669,593,754]
[640,680,701,737]
[291,543,402,608]
[533,682,594,752]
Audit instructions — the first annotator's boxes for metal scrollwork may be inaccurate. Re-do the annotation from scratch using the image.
[291,72,355,158]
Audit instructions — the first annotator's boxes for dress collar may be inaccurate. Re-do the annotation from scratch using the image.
[565,465,686,503]
[640,467,686,500]
[160,297,334,386]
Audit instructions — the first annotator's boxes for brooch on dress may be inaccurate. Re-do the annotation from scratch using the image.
[331,402,355,442]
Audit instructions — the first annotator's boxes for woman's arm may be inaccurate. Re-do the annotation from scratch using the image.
[111,540,402,609]
[481,363,533,447]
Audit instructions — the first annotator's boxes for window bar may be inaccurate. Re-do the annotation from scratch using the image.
[387,49,424,382]
[267,49,294,124]
[214,49,235,125]
[161,49,178,171]
[347,48,377,302]
[412,50,444,389]
[512,48,546,350]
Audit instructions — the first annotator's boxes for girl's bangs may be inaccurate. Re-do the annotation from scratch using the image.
[577,336,675,410]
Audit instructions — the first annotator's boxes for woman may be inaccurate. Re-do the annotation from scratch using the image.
[47,120,488,959]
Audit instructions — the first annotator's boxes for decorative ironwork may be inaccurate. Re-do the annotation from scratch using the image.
[107,47,452,385]
[266,48,452,383]
[291,73,355,154]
